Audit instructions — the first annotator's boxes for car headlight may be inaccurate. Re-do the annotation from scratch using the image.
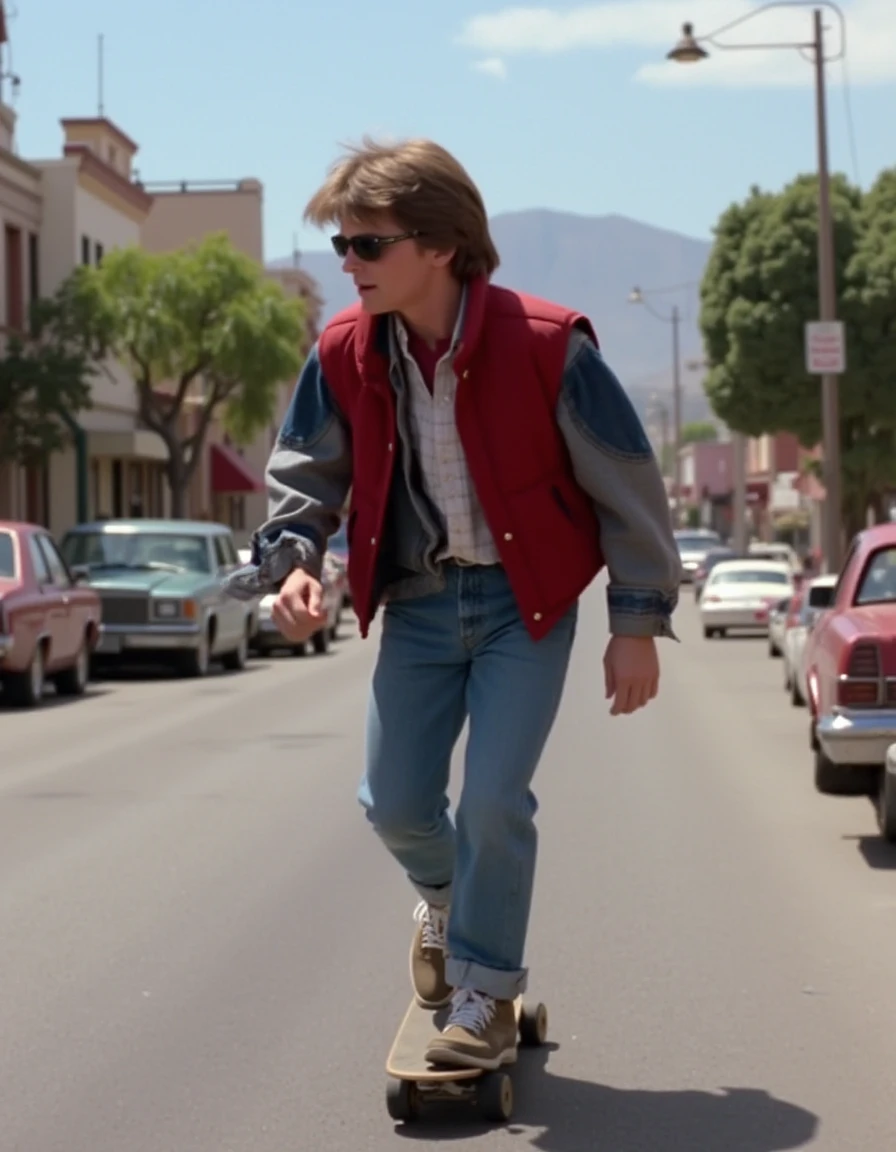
[153,598,197,620]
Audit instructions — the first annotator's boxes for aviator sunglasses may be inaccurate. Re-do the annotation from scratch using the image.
[330,231,422,262]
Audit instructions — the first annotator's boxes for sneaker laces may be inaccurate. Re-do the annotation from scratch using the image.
[447,988,496,1035]
[413,900,448,951]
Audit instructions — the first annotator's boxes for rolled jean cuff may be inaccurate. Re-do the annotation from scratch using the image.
[446,958,528,1001]
[410,878,453,906]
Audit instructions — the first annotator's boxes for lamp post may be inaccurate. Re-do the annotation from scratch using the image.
[628,286,683,524]
[665,2,845,572]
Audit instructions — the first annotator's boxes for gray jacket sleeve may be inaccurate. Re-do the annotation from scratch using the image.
[556,327,682,638]
[223,343,353,601]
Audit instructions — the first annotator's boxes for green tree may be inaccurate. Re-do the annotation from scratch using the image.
[0,280,97,468]
[76,233,307,517]
[698,171,896,532]
[681,420,718,444]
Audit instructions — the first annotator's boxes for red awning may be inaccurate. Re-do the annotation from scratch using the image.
[210,442,265,495]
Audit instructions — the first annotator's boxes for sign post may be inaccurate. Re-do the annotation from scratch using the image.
[805,321,846,375]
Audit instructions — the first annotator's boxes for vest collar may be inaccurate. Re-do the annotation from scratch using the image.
[354,274,489,384]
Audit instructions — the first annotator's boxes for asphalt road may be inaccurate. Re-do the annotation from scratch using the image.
[2,580,896,1151]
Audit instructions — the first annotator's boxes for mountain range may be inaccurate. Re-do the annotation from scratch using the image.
[268,210,715,424]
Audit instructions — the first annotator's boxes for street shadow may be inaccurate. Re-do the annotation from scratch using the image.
[0,684,111,711]
[844,832,896,871]
[396,1045,819,1150]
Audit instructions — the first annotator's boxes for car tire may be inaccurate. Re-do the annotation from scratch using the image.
[876,748,896,842]
[55,636,90,697]
[311,627,329,655]
[6,642,46,708]
[814,748,870,796]
[179,628,211,678]
[222,627,249,672]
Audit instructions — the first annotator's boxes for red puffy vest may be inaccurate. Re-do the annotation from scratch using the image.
[317,276,605,641]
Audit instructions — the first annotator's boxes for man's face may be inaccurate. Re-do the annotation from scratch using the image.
[334,215,453,316]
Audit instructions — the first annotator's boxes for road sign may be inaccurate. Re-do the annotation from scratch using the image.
[805,320,846,375]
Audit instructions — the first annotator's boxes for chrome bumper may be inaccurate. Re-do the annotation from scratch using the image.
[700,608,769,631]
[816,709,896,766]
[95,623,202,656]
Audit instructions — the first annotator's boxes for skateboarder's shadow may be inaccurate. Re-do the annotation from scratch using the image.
[397,1044,819,1150]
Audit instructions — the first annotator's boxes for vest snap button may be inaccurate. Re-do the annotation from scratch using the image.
[370,537,377,546]
[387,442,394,452]
[504,532,513,541]
[533,612,543,621]
[462,370,469,379]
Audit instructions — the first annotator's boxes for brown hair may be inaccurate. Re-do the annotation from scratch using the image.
[303,137,500,280]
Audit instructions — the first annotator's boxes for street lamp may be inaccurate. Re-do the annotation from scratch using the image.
[665,1,846,572]
[628,285,683,524]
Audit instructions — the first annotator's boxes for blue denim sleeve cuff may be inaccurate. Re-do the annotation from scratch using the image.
[607,586,680,641]
[222,527,322,601]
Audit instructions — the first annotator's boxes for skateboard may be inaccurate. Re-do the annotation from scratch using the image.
[384,994,548,1123]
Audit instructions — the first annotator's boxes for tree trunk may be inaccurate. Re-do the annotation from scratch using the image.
[165,450,189,519]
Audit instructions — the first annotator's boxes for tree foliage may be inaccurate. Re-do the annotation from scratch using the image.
[700,168,896,524]
[74,232,307,516]
[681,420,718,444]
[0,282,98,466]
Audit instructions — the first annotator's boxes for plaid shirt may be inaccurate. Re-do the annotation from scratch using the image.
[393,315,501,566]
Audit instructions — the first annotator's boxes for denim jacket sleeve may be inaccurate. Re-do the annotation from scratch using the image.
[223,343,353,601]
[556,327,682,639]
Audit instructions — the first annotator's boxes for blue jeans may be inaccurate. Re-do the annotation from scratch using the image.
[358,563,578,1000]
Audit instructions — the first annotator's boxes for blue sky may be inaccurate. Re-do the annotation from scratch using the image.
[6,0,894,263]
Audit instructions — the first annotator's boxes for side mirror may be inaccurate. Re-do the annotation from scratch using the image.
[807,585,834,610]
[70,564,91,584]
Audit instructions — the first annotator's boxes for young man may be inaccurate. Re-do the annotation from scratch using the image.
[226,138,681,1071]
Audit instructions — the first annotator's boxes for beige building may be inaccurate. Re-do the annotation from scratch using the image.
[141,180,322,546]
[37,118,169,531]
[0,99,43,522]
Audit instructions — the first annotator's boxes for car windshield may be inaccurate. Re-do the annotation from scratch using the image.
[0,531,15,578]
[61,531,211,574]
[711,568,791,585]
[855,547,896,605]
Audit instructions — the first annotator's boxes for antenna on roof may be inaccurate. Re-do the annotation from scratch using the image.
[97,33,104,115]
[292,233,301,269]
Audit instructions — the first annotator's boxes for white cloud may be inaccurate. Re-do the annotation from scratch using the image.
[472,56,509,79]
[457,0,895,87]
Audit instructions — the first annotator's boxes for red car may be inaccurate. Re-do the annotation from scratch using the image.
[803,523,896,838]
[0,521,102,707]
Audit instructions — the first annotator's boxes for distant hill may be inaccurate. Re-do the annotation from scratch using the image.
[269,209,714,423]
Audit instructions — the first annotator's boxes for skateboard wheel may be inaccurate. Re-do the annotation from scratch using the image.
[518,1000,548,1046]
[478,1071,513,1122]
[385,1077,419,1122]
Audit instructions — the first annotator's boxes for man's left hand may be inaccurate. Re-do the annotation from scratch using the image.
[603,635,660,716]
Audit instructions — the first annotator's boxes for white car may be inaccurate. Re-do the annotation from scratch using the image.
[700,559,794,639]
[748,540,802,576]
[782,573,838,706]
[675,529,722,584]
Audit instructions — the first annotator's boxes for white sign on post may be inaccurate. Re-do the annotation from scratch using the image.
[805,320,846,375]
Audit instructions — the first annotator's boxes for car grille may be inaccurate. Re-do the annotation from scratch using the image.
[100,594,150,626]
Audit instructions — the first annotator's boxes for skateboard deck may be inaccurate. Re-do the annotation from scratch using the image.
[384,994,548,1123]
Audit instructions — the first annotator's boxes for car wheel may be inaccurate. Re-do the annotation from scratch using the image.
[7,643,46,707]
[311,627,329,655]
[814,748,869,796]
[222,627,249,672]
[877,748,896,842]
[790,678,804,707]
[55,636,90,696]
[180,628,211,677]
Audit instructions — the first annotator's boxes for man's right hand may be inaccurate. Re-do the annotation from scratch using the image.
[271,568,327,642]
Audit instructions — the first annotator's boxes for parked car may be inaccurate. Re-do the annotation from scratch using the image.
[699,559,794,639]
[748,540,802,576]
[693,546,738,601]
[803,524,896,834]
[251,551,344,657]
[767,595,792,659]
[327,521,351,606]
[781,575,838,706]
[675,529,722,584]
[60,519,254,677]
[0,520,101,707]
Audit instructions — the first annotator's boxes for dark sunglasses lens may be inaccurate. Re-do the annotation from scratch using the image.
[331,234,383,261]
